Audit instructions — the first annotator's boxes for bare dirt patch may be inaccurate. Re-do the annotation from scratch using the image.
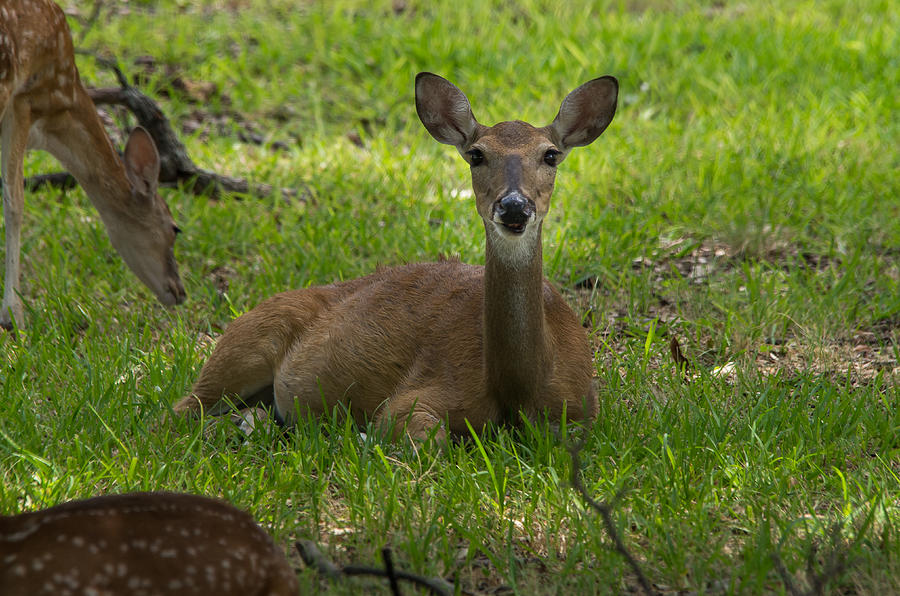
[574,237,898,387]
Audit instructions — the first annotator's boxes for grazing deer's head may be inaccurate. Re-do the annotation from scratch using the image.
[107,127,186,307]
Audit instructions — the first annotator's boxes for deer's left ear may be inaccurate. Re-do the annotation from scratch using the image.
[123,126,161,198]
[547,76,618,151]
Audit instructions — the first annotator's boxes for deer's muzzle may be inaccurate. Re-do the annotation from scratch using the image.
[492,192,535,234]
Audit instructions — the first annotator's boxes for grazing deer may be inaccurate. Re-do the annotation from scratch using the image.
[0,0,185,329]
[174,72,617,441]
[0,491,299,596]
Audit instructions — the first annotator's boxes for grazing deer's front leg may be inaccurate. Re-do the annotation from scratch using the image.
[1,107,30,329]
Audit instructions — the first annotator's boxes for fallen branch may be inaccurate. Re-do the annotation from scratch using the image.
[24,172,78,192]
[296,540,454,596]
[24,53,300,201]
[568,436,657,596]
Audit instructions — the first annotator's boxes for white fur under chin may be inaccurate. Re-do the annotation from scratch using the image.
[486,219,541,269]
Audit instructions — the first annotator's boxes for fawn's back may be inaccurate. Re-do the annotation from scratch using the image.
[0,492,298,596]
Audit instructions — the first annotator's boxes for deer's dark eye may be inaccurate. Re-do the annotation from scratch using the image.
[173,225,182,236]
[544,149,562,167]
[466,148,485,167]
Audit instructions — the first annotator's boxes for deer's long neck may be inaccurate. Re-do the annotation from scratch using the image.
[483,223,550,419]
[37,87,132,216]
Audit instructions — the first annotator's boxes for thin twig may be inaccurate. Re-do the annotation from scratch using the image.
[72,0,105,45]
[810,523,851,596]
[771,550,803,596]
[771,517,860,596]
[568,436,656,596]
[342,564,453,595]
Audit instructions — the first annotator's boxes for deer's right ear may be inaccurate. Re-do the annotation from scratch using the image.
[548,76,618,151]
[415,72,479,148]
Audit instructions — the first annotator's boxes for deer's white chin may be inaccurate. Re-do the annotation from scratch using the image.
[487,220,540,267]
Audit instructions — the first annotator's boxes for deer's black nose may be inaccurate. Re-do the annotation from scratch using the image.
[493,193,535,234]
[495,193,534,223]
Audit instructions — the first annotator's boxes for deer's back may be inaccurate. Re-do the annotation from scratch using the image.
[1,1,82,117]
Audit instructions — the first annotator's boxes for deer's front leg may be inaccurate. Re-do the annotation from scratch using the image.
[1,109,31,330]
[375,386,451,443]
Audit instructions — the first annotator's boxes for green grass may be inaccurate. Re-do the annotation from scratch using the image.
[2,0,899,593]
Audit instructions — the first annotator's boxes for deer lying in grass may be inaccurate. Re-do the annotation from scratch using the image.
[0,492,298,596]
[175,72,617,440]
[0,0,185,329]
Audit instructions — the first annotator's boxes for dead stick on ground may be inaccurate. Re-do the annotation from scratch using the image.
[295,540,454,596]
[23,173,77,192]
[568,436,656,596]
[381,547,402,596]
